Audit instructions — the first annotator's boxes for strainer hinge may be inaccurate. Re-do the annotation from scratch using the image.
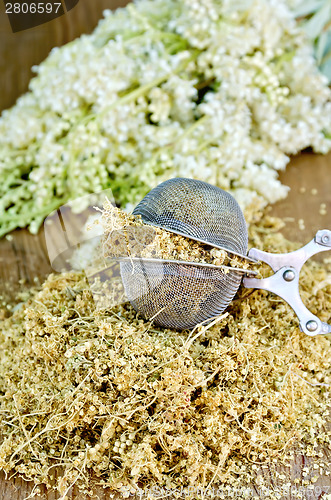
[243,230,331,336]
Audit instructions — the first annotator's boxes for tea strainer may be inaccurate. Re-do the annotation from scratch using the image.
[119,178,331,336]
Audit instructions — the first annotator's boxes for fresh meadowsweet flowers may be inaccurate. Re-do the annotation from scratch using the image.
[1,0,331,236]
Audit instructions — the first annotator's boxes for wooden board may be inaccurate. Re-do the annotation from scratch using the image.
[0,0,129,113]
[272,150,331,247]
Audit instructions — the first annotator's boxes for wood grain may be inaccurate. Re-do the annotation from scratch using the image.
[272,150,331,246]
[0,1,330,497]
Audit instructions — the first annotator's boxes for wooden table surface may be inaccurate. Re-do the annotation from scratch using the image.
[0,1,330,498]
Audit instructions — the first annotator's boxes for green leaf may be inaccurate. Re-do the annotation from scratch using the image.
[316,30,329,63]
[303,2,331,39]
[320,29,331,61]
[293,0,324,18]
[320,56,331,80]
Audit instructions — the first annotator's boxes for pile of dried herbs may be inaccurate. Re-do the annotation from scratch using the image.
[0,214,330,499]
[98,200,248,269]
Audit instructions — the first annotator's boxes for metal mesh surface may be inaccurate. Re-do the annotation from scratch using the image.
[120,260,243,330]
[133,178,248,255]
[120,178,248,330]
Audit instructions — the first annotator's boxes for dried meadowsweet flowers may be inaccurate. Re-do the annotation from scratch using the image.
[0,214,330,498]
[99,199,230,267]
[1,0,331,237]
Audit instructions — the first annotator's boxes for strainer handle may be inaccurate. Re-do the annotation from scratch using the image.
[243,230,331,336]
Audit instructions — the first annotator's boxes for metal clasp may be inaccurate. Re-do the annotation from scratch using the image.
[243,230,331,336]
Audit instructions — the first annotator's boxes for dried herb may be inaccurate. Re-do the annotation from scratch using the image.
[0,214,330,498]
[99,200,250,270]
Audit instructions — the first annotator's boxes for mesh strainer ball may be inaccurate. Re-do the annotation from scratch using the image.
[120,178,249,330]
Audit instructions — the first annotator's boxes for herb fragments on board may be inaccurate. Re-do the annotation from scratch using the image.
[0,215,330,499]
[1,0,331,237]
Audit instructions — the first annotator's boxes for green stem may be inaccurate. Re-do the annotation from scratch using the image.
[167,41,189,54]
[177,114,209,141]
[121,30,146,43]
[0,141,40,158]
[96,51,200,122]
[124,30,186,45]
[148,114,210,165]
[274,50,296,71]
[0,198,67,224]
[321,48,331,64]
[0,183,34,205]
[194,137,216,153]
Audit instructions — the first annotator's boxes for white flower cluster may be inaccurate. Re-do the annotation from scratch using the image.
[0,0,330,236]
